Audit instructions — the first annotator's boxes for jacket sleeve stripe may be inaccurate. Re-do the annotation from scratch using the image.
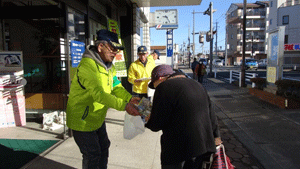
[113,76,121,87]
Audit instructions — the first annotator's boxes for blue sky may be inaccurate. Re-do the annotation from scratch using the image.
[150,0,258,55]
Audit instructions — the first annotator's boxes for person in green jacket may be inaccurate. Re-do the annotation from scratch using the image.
[66,29,140,169]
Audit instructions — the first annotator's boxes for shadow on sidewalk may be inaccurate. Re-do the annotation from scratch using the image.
[24,156,76,169]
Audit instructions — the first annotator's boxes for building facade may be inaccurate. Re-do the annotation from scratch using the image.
[268,0,300,68]
[226,1,269,66]
[0,0,202,132]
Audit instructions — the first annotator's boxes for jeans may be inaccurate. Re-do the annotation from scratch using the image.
[73,122,111,169]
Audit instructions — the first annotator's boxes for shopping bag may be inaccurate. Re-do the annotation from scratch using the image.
[123,113,145,140]
[211,144,234,169]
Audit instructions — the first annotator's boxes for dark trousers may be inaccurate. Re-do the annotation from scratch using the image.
[198,75,204,84]
[73,122,111,169]
[162,153,212,169]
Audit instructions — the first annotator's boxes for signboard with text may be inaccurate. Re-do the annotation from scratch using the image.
[166,29,173,57]
[267,27,285,84]
[70,40,85,67]
[0,51,26,128]
[108,19,127,77]
[284,44,300,51]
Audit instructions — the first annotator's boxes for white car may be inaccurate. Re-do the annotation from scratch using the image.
[213,59,223,66]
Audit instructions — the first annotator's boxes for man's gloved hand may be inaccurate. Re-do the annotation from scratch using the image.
[125,102,140,116]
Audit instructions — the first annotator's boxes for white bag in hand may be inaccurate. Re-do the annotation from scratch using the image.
[123,113,145,140]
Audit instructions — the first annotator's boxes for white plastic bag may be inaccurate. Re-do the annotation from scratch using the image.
[123,113,145,140]
[42,111,64,131]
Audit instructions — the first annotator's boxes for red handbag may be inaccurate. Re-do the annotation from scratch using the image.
[211,144,235,169]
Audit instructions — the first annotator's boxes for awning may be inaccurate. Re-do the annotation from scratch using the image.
[132,0,202,7]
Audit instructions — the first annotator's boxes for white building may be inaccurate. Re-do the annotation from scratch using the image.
[226,1,269,66]
[267,0,300,68]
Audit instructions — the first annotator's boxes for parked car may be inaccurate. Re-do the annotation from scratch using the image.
[213,59,223,66]
[199,58,208,66]
[258,59,267,69]
[241,59,258,70]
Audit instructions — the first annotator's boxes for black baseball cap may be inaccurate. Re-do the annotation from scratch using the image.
[153,50,160,59]
[96,29,124,50]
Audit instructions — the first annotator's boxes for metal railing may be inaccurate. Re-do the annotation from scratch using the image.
[229,70,257,87]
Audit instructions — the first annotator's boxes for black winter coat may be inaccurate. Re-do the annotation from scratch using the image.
[145,75,220,165]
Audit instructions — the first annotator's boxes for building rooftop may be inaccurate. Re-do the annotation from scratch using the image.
[150,46,166,50]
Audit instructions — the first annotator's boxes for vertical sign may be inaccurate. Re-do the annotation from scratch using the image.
[108,19,127,77]
[70,40,85,67]
[167,29,173,57]
[0,51,26,128]
[267,26,285,84]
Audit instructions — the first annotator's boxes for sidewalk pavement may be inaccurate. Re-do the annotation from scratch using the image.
[201,76,300,169]
[6,68,300,169]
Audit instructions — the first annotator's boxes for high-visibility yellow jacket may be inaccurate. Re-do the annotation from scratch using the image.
[128,58,155,94]
[66,46,132,132]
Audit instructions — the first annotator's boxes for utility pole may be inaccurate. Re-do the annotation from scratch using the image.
[192,10,205,59]
[209,2,214,77]
[203,2,216,76]
[241,0,247,87]
[215,22,219,57]
[225,13,228,66]
[188,25,191,67]
[193,10,195,58]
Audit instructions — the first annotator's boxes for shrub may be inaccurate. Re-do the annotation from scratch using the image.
[250,77,266,90]
[275,79,300,101]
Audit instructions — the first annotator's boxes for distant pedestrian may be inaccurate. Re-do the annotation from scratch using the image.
[146,64,222,169]
[195,61,206,83]
[148,49,160,62]
[66,29,140,169]
[191,58,199,79]
[128,46,156,99]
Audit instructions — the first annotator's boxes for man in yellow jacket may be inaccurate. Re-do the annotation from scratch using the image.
[66,30,140,169]
[148,49,160,62]
[128,46,156,98]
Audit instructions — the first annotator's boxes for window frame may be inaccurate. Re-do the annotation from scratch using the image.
[282,15,289,25]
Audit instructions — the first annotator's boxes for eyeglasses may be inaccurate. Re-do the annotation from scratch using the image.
[102,43,120,54]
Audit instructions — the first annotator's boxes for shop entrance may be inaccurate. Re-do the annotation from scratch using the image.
[1,1,68,136]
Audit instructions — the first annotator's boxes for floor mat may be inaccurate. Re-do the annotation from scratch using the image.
[0,139,59,169]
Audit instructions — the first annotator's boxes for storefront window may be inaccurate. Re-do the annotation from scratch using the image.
[89,19,106,45]
[67,8,85,43]
[3,18,63,93]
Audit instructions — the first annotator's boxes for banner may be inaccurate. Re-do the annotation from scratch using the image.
[107,19,127,77]
[0,51,26,128]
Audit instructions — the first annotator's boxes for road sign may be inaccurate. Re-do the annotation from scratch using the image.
[166,29,173,57]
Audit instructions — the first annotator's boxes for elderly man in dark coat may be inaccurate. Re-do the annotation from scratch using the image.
[146,65,221,169]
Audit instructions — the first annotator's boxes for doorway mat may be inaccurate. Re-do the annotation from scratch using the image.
[0,139,59,169]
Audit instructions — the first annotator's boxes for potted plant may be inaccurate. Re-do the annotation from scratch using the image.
[250,77,266,90]
[275,79,300,101]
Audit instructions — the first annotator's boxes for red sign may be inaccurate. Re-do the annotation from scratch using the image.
[284,44,300,51]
